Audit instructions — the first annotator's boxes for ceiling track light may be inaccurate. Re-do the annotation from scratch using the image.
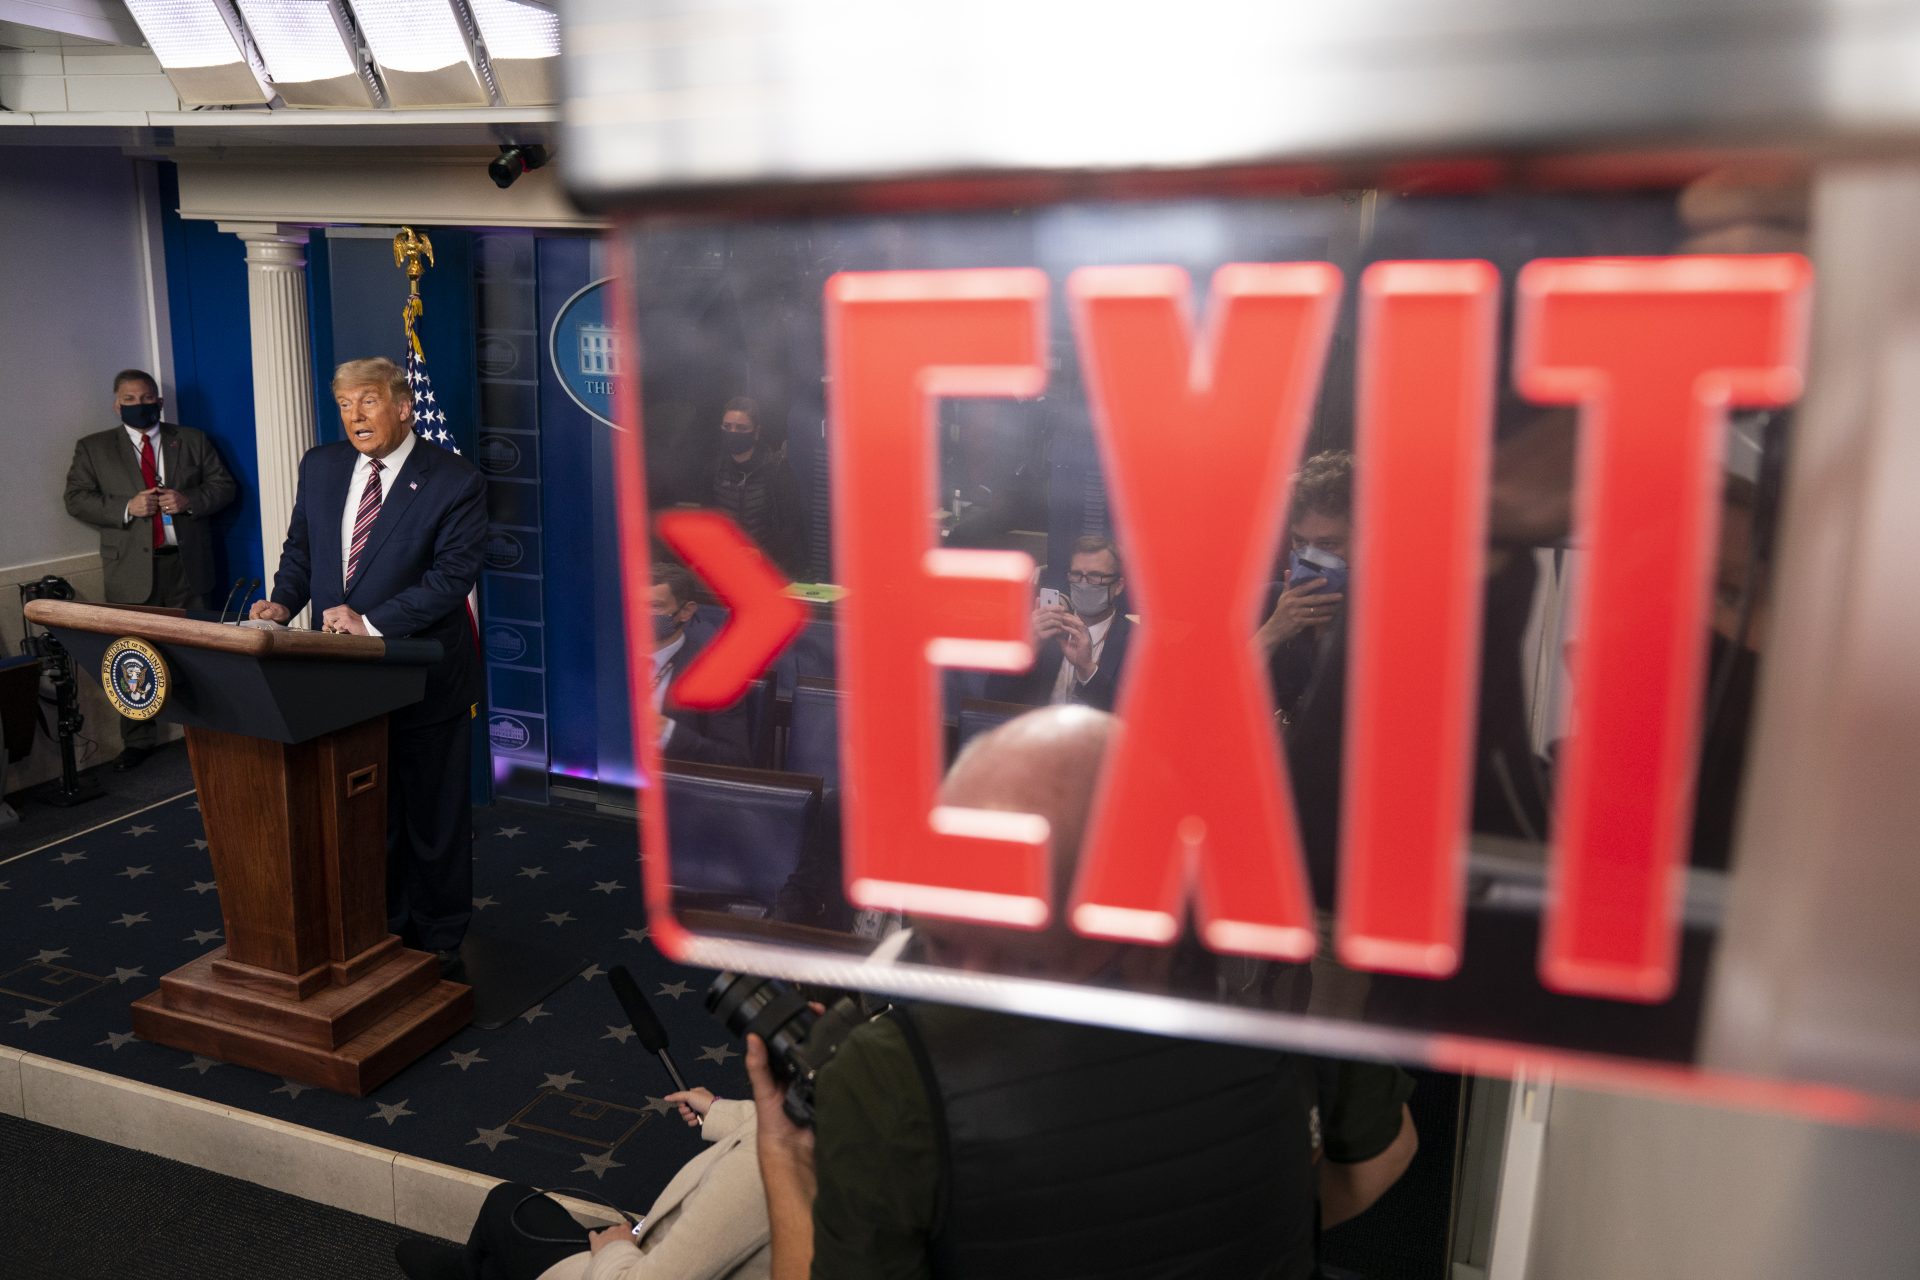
[232,0,387,110]
[461,0,560,107]
[130,0,561,111]
[123,0,278,107]
[351,0,497,109]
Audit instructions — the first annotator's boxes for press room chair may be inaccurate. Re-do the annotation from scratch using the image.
[956,696,1034,756]
[662,761,822,915]
[786,676,841,791]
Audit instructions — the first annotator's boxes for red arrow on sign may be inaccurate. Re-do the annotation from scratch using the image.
[654,510,808,710]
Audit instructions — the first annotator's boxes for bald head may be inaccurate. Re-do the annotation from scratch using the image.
[940,706,1113,906]
[911,707,1121,977]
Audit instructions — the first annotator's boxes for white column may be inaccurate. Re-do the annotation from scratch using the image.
[219,222,316,620]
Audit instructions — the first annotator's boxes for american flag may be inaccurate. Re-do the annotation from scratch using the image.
[404,337,479,646]
[405,344,460,454]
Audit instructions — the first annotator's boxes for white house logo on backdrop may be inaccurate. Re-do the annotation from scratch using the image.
[550,277,620,429]
[477,335,520,377]
[488,715,532,752]
[485,624,529,664]
[478,434,522,474]
[485,529,526,570]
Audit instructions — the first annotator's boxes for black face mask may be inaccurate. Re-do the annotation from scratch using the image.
[120,403,161,431]
[721,429,756,455]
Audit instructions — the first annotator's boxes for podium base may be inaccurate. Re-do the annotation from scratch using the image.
[131,945,473,1096]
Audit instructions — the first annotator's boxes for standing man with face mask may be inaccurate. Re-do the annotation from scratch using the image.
[709,396,810,581]
[251,358,486,972]
[64,369,238,771]
[986,534,1134,712]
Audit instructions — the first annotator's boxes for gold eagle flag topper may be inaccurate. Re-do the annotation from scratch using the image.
[393,227,435,359]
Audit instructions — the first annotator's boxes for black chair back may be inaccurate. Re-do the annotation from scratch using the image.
[663,761,822,913]
[956,696,1035,755]
[0,654,39,765]
[787,676,841,789]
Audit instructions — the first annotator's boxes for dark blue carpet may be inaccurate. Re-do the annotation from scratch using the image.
[0,794,749,1216]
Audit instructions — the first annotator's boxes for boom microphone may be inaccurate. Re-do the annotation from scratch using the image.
[217,577,247,624]
[609,965,690,1093]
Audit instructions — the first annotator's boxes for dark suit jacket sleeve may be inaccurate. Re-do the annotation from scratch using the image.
[1068,614,1129,713]
[664,706,752,767]
[269,452,316,616]
[362,466,487,638]
[63,437,128,529]
[180,433,237,518]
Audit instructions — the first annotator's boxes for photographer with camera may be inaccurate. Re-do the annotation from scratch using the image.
[394,1088,771,1280]
[739,707,1416,1280]
[1257,451,1352,730]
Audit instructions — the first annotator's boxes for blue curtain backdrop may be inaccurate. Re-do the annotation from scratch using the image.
[531,236,629,788]
[156,164,262,596]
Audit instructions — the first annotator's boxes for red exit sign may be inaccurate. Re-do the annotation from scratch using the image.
[645,254,1811,1008]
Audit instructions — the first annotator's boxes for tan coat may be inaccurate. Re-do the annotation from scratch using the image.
[538,1099,771,1280]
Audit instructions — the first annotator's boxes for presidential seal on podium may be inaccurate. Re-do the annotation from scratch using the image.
[101,636,168,720]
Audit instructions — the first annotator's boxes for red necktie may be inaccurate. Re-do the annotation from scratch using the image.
[345,459,384,587]
[138,433,162,549]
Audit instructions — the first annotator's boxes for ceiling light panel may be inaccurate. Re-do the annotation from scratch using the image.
[350,0,491,107]
[466,0,559,105]
[234,0,379,108]
[124,0,273,106]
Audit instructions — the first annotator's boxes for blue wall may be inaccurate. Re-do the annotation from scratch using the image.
[157,164,263,595]
[313,229,478,454]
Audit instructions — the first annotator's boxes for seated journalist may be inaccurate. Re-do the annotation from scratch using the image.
[396,1087,769,1280]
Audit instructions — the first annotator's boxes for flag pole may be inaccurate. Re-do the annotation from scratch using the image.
[393,227,434,359]
[391,226,480,663]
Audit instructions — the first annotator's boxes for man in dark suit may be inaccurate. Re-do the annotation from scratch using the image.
[64,368,237,771]
[251,357,486,966]
[649,561,752,766]
[985,534,1134,712]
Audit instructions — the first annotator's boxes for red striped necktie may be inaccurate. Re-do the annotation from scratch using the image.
[345,459,384,587]
[138,433,163,549]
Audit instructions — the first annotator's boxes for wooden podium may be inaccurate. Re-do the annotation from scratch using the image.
[26,600,473,1095]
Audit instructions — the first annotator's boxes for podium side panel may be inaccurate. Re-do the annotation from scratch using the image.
[316,717,393,962]
[189,727,334,974]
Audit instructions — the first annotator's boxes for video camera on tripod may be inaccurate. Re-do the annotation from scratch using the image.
[17,575,102,807]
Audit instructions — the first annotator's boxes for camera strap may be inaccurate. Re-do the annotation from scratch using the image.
[886,1004,952,1241]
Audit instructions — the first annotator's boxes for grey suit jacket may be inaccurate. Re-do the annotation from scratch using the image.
[64,423,237,603]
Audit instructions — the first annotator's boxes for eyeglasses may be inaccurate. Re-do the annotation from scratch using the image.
[1065,571,1119,585]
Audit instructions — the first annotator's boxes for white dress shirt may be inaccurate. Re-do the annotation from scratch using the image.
[337,431,417,637]
[652,630,686,747]
[1050,610,1114,704]
[121,423,178,547]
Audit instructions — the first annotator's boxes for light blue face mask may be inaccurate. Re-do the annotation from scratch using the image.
[1068,582,1113,617]
[1287,546,1349,597]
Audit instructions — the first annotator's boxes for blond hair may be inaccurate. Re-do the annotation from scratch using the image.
[331,357,411,403]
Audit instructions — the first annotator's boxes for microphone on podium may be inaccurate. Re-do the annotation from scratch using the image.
[217,577,247,624]
[609,964,690,1093]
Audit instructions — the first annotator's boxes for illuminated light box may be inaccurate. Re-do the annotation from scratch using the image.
[124,0,272,107]
[466,0,559,106]
[351,0,490,109]
[235,0,378,109]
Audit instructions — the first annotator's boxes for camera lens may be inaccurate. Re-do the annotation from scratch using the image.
[706,972,817,1082]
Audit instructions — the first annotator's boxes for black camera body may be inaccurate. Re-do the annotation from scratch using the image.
[706,972,868,1127]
